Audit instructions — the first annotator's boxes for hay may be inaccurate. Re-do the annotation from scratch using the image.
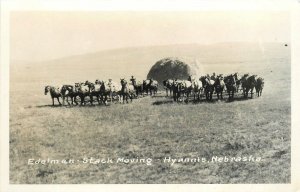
[147,57,201,87]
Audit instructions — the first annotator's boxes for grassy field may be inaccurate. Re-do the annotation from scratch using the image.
[9,43,291,183]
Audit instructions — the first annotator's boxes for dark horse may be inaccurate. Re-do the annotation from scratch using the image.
[130,76,143,97]
[143,79,158,96]
[44,85,62,106]
[199,76,214,101]
[241,74,257,98]
[255,77,264,97]
[214,75,225,100]
[224,74,237,100]
[120,79,135,103]
[171,79,181,102]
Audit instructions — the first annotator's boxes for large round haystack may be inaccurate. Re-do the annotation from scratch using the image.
[147,57,201,87]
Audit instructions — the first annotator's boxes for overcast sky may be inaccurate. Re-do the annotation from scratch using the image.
[10,11,290,62]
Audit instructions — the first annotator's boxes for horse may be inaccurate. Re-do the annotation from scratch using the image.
[108,80,123,103]
[233,72,242,92]
[171,79,182,101]
[188,76,203,101]
[97,79,123,105]
[96,80,108,105]
[85,80,101,105]
[44,85,62,106]
[255,77,264,97]
[163,79,174,97]
[61,85,78,105]
[214,75,225,100]
[199,76,215,101]
[175,80,193,103]
[130,76,143,97]
[143,79,158,96]
[241,74,257,98]
[120,79,135,103]
[224,74,237,100]
[74,82,90,105]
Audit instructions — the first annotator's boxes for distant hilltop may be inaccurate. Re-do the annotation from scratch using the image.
[11,42,290,83]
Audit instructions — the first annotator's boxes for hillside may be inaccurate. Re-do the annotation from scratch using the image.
[10,42,290,85]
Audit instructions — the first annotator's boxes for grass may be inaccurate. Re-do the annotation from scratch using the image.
[9,79,290,183]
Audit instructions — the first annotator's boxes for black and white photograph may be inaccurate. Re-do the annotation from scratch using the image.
[1,0,300,191]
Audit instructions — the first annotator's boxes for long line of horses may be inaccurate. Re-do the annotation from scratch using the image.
[165,73,264,102]
[44,77,158,106]
[44,73,264,106]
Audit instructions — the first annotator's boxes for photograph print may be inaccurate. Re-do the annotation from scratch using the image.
[9,11,290,184]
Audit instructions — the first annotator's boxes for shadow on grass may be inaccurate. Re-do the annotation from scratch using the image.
[35,104,62,108]
[35,104,110,108]
[152,100,174,105]
[225,96,254,103]
[151,96,257,105]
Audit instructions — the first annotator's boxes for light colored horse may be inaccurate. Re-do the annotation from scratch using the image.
[109,80,123,103]
[163,79,174,97]
[176,80,193,102]
[97,80,122,105]
[44,85,62,106]
[233,72,241,92]
[74,82,89,105]
[120,79,135,103]
[188,75,203,101]
[84,80,101,105]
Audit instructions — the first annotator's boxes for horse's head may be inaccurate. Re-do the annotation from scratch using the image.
[130,77,136,85]
[44,86,50,95]
[143,79,149,86]
[230,75,235,82]
[74,83,81,92]
[130,76,135,81]
[218,74,224,81]
[234,72,240,80]
[249,75,256,81]
[120,78,127,86]
[199,76,205,84]
[163,80,167,86]
[205,77,211,84]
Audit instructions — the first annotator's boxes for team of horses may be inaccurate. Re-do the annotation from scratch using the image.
[44,76,158,106]
[45,73,264,106]
[163,73,264,102]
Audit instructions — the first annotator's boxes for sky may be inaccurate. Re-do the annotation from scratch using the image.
[10,11,290,62]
